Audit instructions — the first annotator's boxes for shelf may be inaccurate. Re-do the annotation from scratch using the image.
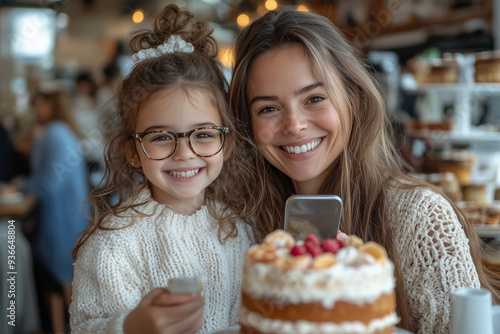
[405,83,500,95]
[408,83,500,135]
[311,3,492,40]
[377,6,492,36]
[476,225,500,238]
[414,83,500,94]
[408,129,500,145]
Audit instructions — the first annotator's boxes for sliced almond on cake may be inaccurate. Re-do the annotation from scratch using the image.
[311,253,337,269]
[275,254,312,270]
[345,235,364,248]
[262,229,295,249]
[247,245,277,263]
[359,242,388,263]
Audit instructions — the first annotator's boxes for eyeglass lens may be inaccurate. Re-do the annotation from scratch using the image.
[142,128,224,159]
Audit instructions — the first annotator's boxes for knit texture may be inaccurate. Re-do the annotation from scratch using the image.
[69,189,254,334]
[386,185,480,334]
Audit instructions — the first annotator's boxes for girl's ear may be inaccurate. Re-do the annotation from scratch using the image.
[122,140,142,168]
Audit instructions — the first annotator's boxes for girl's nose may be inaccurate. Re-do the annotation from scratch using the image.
[171,138,196,160]
[282,107,308,135]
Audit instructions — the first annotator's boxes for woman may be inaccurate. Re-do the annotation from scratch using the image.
[229,7,500,333]
[17,88,90,334]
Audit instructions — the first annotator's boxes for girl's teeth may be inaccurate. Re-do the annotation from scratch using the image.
[168,169,200,178]
[284,139,321,154]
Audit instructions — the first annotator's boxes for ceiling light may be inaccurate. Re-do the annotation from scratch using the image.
[297,4,309,12]
[265,0,278,11]
[237,14,250,27]
[132,10,144,24]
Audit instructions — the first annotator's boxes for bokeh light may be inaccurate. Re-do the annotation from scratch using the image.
[237,14,250,27]
[265,0,278,11]
[297,4,309,12]
[132,10,144,23]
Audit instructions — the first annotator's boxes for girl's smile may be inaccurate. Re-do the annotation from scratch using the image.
[164,167,203,180]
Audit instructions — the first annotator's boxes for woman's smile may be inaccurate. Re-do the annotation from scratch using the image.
[281,137,323,154]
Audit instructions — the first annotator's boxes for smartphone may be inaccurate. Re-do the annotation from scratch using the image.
[284,195,342,240]
[167,277,203,294]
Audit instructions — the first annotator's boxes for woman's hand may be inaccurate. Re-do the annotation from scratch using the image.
[336,230,348,240]
[124,287,204,334]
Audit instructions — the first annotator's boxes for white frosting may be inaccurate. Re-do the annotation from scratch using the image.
[242,249,395,307]
[239,305,399,334]
[336,247,376,266]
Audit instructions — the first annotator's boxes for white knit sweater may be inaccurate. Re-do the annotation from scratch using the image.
[386,185,480,334]
[69,190,254,334]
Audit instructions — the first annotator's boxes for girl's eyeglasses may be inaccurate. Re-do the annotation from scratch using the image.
[131,126,229,160]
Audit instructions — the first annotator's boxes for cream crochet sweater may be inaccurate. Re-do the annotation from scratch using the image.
[70,190,254,334]
[386,185,480,334]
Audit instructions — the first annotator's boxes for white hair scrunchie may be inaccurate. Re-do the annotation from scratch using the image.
[131,35,195,63]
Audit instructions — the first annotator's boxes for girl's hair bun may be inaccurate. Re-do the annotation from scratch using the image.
[129,4,218,58]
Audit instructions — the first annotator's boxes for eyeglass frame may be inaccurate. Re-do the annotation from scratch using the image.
[131,126,230,160]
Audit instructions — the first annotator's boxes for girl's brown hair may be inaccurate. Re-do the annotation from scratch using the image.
[229,7,500,331]
[72,4,252,259]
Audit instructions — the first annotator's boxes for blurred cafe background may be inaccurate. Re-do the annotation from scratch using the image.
[1,0,500,333]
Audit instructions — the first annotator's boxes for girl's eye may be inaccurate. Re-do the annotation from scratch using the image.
[150,134,172,142]
[258,106,278,115]
[306,96,325,104]
[193,132,213,139]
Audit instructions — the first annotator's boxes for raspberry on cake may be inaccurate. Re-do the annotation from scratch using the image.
[239,230,398,334]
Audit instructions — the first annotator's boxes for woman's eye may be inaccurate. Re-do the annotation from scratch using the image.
[306,96,325,104]
[258,106,278,114]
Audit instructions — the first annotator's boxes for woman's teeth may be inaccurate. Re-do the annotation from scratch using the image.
[167,169,200,178]
[283,139,321,154]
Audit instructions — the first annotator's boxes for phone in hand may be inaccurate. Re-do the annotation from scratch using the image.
[167,277,203,294]
[284,195,342,240]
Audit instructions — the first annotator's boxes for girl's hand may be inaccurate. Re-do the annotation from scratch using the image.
[124,287,204,334]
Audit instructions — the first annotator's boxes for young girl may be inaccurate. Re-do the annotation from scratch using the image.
[229,7,500,334]
[69,5,254,334]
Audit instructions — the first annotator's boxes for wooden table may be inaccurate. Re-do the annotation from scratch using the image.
[0,193,37,219]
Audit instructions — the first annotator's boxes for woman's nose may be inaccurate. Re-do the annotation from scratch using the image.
[282,107,308,135]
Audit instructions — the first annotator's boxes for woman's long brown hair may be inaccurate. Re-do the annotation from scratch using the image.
[228,7,500,332]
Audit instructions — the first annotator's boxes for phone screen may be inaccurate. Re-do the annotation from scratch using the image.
[284,195,342,240]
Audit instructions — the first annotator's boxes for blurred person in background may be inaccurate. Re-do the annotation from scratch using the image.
[96,62,120,112]
[73,71,97,111]
[0,114,31,180]
[83,61,121,188]
[13,88,90,334]
[0,122,14,182]
[73,71,105,178]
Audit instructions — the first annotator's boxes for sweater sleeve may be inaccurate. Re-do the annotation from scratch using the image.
[70,231,144,334]
[393,188,480,334]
